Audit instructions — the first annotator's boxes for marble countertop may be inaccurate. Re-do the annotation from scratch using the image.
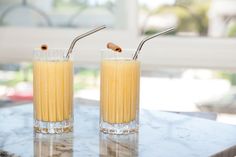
[0,101,236,157]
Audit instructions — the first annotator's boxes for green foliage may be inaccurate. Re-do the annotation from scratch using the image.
[227,22,236,37]
[217,72,236,86]
[1,71,22,87]
[144,28,177,35]
[144,0,211,35]
[0,63,32,87]
[53,0,87,12]
[191,2,210,35]
[175,0,195,6]
[155,6,194,32]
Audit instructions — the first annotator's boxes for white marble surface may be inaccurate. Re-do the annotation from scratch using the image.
[0,102,236,157]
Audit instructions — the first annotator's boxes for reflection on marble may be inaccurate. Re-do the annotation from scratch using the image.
[0,149,20,157]
[34,133,73,157]
[1,102,236,157]
[100,133,138,157]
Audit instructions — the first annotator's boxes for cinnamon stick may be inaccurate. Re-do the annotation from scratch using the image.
[41,44,48,51]
[107,42,122,52]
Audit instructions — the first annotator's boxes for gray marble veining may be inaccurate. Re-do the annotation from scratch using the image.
[0,103,236,157]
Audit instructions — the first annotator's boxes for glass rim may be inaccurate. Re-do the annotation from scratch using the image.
[33,48,79,52]
[100,48,135,53]
[100,48,138,61]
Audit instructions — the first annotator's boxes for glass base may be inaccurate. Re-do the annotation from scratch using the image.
[100,120,138,135]
[34,119,73,134]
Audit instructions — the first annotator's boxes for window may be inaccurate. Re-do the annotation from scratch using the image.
[0,0,126,29]
[139,0,236,37]
[0,0,236,124]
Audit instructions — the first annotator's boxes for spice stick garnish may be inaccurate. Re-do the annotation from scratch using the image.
[107,42,122,52]
[41,44,48,51]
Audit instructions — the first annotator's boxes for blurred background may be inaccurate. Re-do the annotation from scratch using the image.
[0,0,236,124]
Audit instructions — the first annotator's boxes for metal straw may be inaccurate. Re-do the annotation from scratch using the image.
[132,27,175,60]
[66,25,106,58]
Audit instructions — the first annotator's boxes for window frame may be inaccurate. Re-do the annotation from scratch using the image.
[0,0,236,71]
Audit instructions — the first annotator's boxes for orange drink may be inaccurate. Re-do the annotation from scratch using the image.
[100,50,140,134]
[33,49,73,134]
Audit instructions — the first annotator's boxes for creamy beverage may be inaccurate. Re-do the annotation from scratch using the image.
[33,60,73,122]
[100,59,140,124]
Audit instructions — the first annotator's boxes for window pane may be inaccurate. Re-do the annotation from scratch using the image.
[138,0,236,37]
[0,0,128,29]
[76,67,236,124]
[0,63,33,106]
[1,63,236,124]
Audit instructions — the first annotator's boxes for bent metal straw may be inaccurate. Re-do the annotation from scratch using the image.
[132,27,175,60]
[66,25,106,58]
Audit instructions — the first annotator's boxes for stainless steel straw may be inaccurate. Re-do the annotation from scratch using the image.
[132,27,175,60]
[66,25,106,58]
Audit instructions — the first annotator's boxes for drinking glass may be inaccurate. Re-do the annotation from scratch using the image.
[100,49,140,134]
[33,49,73,133]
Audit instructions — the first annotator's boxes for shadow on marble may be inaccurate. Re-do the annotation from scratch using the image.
[99,133,138,157]
[0,149,20,157]
[211,145,236,157]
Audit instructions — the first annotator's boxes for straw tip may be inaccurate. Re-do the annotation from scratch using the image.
[100,25,106,28]
[168,26,176,31]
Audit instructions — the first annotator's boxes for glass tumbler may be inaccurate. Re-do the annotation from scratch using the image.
[100,49,140,134]
[33,49,73,133]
